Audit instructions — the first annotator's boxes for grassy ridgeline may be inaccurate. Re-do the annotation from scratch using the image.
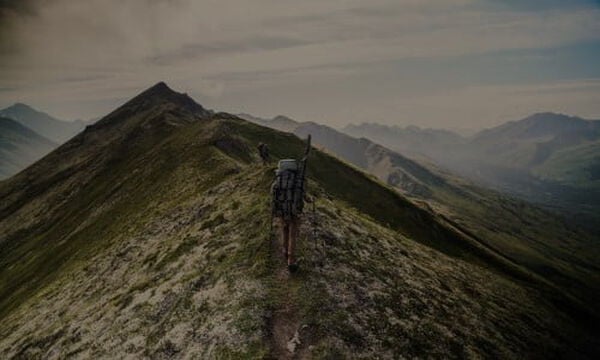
[0,89,598,357]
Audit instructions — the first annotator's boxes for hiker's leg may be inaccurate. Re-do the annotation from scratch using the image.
[281,219,290,258]
[287,218,299,265]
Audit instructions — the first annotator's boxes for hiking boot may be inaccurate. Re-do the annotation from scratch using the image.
[288,263,299,273]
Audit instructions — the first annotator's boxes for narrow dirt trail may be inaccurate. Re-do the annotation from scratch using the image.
[268,222,306,360]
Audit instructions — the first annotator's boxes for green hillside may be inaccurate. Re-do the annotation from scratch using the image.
[532,140,600,189]
[0,84,598,358]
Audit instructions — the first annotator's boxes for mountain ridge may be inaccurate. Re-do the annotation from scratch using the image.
[1,84,598,358]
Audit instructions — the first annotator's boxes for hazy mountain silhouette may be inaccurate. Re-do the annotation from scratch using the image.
[238,113,299,133]
[343,113,600,228]
[467,112,600,170]
[343,122,465,162]
[1,83,598,358]
[0,117,56,179]
[0,103,88,143]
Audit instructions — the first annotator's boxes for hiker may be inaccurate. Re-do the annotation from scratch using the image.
[271,136,311,272]
[257,142,270,164]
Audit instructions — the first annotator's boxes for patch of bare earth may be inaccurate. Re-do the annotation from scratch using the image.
[268,222,308,360]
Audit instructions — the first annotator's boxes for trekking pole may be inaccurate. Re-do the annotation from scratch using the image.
[265,200,274,253]
[268,206,274,245]
[269,212,273,239]
[311,197,319,265]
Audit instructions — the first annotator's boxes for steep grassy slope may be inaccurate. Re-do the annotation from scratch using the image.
[0,117,57,179]
[0,84,598,358]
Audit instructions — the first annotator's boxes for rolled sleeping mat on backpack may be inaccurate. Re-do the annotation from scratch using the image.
[276,159,298,174]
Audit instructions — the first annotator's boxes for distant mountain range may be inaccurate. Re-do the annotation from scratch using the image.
[343,122,465,162]
[239,114,446,197]
[0,117,57,179]
[343,113,600,224]
[0,103,95,178]
[465,113,600,186]
[240,113,600,306]
[0,103,88,143]
[2,83,598,358]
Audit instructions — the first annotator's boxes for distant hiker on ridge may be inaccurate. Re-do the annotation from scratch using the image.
[271,135,311,272]
[257,142,270,164]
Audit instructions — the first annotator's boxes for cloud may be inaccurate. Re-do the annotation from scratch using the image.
[480,0,600,11]
[375,79,600,129]
[3,1,598,71]
[0,0,598,126]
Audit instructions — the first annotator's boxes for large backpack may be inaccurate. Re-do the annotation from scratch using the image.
[271,159,304,220]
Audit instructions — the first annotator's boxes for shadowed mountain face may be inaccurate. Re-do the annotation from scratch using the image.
[0,117,56,179]
[0,103,88,143]
[0,84,598,358]
[343,113,600,228]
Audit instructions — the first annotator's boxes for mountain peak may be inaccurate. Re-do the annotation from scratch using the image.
[127,81,211,117]
[474,112,599,141]
[272,115,294,122]
[1,102,41,116]
[524,112,579,122]
[84,82,212,134]
[141,81,173,96]
[0,102,82,143]
[0,103,64,125]
[516,112,598,137]
[8,102,35,111]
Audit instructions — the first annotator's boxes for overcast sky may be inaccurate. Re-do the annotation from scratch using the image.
[0,0,599,130]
